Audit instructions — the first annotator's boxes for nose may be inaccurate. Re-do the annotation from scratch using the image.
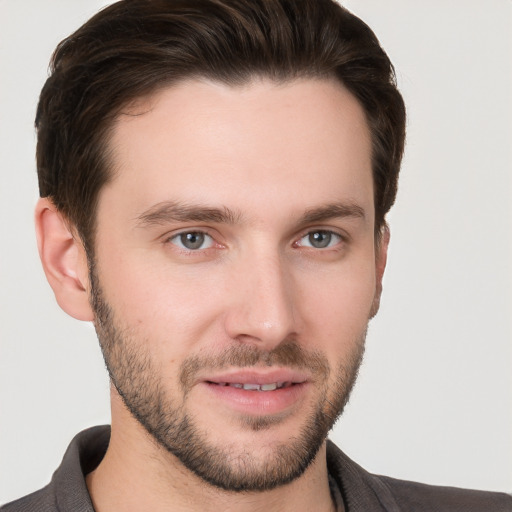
[223,250,298,350]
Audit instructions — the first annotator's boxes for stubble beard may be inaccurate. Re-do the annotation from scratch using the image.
[90,266,366,492]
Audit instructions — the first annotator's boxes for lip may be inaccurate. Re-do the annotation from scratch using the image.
[201,368,309,386]
[197,368,310,416]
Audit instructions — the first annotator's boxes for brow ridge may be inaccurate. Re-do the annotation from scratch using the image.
[135,201,242,226]
[300,202,366,225]
[135,200,365,229]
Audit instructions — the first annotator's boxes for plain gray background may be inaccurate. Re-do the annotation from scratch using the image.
[1,0,511,504]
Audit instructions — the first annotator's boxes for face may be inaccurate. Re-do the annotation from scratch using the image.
[90,78,384,491]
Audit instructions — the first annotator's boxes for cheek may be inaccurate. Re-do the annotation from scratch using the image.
[95,250,227,355]
[297,260,376,344]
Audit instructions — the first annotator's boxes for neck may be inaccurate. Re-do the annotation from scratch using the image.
[86,398,338,512]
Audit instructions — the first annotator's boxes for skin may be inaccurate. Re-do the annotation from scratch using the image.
[36,78,389,512]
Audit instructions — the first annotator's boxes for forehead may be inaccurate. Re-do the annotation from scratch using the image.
[102,78,373,225]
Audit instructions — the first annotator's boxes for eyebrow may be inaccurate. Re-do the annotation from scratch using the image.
[299,203,366,224]
[135,201,242,227]
[135,200,366,228]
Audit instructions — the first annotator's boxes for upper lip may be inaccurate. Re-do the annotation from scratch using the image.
[199,368,309,386]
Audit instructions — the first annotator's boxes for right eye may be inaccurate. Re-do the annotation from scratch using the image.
[168,231,214,251]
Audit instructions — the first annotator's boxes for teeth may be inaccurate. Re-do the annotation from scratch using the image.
[220,382,288,391]
[242,383,260,390]
[211,381,297,391]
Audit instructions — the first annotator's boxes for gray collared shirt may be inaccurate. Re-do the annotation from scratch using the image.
[2,426,511,512]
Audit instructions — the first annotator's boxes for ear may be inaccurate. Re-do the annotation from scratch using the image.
[35,198,94,321]
[369,224,390,319]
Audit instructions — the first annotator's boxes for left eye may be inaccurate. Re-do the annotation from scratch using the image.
[169,232,214,250]
[298,230,342,249]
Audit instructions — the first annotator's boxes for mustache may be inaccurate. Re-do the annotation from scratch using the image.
[179,340,330,391]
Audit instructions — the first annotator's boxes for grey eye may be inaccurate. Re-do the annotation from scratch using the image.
[300,230,341,249]
[171,232,213,250]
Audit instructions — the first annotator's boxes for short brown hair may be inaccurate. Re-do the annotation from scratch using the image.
[36,0,406,253]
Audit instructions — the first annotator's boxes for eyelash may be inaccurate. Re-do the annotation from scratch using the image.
[294,230,344,250]
[167,231,218,252]
[166,228,345,253]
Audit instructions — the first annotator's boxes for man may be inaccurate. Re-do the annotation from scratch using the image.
[1,0,510,511]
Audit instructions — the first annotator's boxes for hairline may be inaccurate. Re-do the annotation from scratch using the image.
[68,73,384,259]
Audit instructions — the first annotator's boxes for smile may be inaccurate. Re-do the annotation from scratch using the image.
[210,382,294,391]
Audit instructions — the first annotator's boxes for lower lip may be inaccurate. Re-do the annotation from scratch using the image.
[201,382,308,416]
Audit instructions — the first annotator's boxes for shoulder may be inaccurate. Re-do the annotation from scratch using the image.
[1,426,109,512]
[1,485,56,512]
[377,474,512,512]
[326,440,512,512]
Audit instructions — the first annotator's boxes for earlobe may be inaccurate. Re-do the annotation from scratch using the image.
[369,224,390,319]
[35,198,94,321]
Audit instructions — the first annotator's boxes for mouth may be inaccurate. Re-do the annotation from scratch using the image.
[206,381,296,391]
[201,368,308,389]
[198,370,309,416]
